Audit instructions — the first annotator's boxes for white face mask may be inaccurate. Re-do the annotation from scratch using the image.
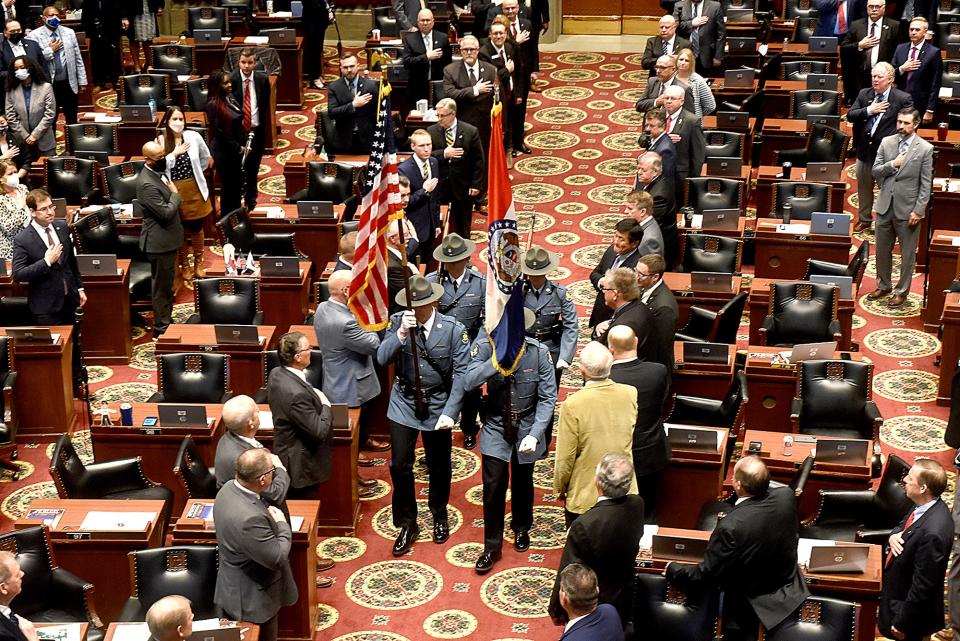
[14,68,28,81]
[169,120,185,133]
[5,173,18,188]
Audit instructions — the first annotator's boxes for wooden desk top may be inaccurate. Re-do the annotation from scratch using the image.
[0,325,73,351]
[248,203,346,223]
[36,622,89,640]
[760,119,812,132]
[78,259,131,283]
[698,164,751,180]
[754,217,851,240]
[288,325,318,345]
[676,214,748,235]
[742,429,873,478]
[229,36,304,47]
[710,79,760,92]
[673,342,738,374]
[702,115,757,131]
[663,272,744,297]
[155,36,229,49]
[748,277,856,303]
[946,292,960,311]
[15,499,166,542]
[919,128,960,144]
[91,402,223,434]
[105,621,259,641]
[931,229,960,246]
[755,165,849,187]
[206,261,313,284]
[661,424,729,463]
[155,325,277,351]
[744,346,861,371]
[173,498,319,539]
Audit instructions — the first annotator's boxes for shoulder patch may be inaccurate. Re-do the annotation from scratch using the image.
[565,291,572,301]
[471,343,479,357]
[387,318,393,331]
[462,330,469,344]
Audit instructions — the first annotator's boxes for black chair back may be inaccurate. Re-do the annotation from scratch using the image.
[216,208,257,253]
[634,573,721,641]
[103,160,147,204]
[70,208,120,254]
[806,123,849,163]
[149,44,195,76]
[768,281,839,345]
[307,161,358,204]
[0,526,60,616]
[373,6,400,36]
[187,6,228,34]
[44,157,99,205]
[682,235,743,274]
[938,21,960,48]
[772,181,832,220]
[794,14,819,42]
[193,277,261,324]
[65,123,119,155]
[797,360,873,438]
[684,177,744,214]
[715,292,748,343]
[0,297,32,326]
[120,74,171,108]
[785,0,816,19]
[874,454,914,525]
[703,130,744,159]
[789,89,840,118]
[173,436,217,500]
[781,59,830,80]
[49,434,92,498]
[157,353,231,403]
[186,77,209,111]
[128,547,220,619]
[762,596,857,641]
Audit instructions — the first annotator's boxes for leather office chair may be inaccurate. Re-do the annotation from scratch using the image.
[800,453,912,543]
[185,77,209,112]
[216,208,299,259]
[719,90,765,118]
[339,219,360,236]
[666,369,749,435]
[789,90,840,118]
[944,60,960,89]
[148,353,233,404]
[102,160,146,204]
[775,123,849,168]
[941,0,960,22]
[119,74,172,109]
[0,297,32,326]
[938,21,960,49]
[148,44,196,76]
[633,573,721,641]
[65,123,119,156]
[794,15,820,43]
[804,241,870,288]
[429,79,446,106]
[253,348,323,403]
[289,162,359,219]
[373,6,401,36]
[681,235,743,274]
[118,547,219,622]
[772,181,832,220]
[49,434,172,522]
[703,130,745,159]
[675,292,748,344]
[785,0,815,20]
[684,177,744,214]
[761,596,858,641]
[173,435,217,500]
[791,359,882,441]
[187,6,228,35]
[44,157,101,206]
[0,526,103,639]
[224,47,281,76]
[69,207,153,303]
[780,60,830,80]
[759,282,841,346]
[187,277,264,325]
[0,336,17,479]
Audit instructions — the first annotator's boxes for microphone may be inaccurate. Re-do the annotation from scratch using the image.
[242,130,255,163]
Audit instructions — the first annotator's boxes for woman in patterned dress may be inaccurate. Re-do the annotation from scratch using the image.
[0,160,28,260]
[126,0,164,74]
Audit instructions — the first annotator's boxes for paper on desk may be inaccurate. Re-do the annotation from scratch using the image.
[50,333,61,344]
[36,623,83,641]
[244,36,269,45]
[110,623,150,641]
[270,11,293,16]
[177,75,191,83]
[639,525,659,551]
[193,620,223,632]
[290,516,304,531]
[80,511,156,531]
[94,113,121,123]
[953,237,960,247]
[777,223,808,234]
[941,87,954,98]
[758,43,769,56]
[257,206,285,219]
[690,214,703,229]
[797,538,835,566]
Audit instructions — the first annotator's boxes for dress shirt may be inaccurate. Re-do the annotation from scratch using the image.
[240,71,260,129]
[284,366,331,405]
[908,498,937,524]
[237,433,263,448]
[31,220,57,250]
[233,478,260,498]
[611,247,638,268]
[564,613,589,634]
[640,276,665,304]
[418,308,437,341]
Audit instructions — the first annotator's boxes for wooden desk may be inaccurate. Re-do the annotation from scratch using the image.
[206,261,312,330]
[90,403,225,519]
[918,127,960,174]
[37,622,90,641]
[744,347,860,431]
[172,499,319,641]
[699,164,751,182]
[701,115,756,163]
[79,259,132,365]
[15,499,166,624]
[672,342,737,399]
[280,152,368,199]
[923,230,960,332]
[710,78,760,108]
[663,272,742,328]
[776,41,840,71]
[939,293,960,405]
[753,218,852,280]
[656,425,729,528]
[756,119,809,165]
[230,37,303,110]
[0,326,76,436]
[917,185,960,273]
[753,166,848,218]
[248,204,345,270]
[154,325,278,396]
[114,113,163,158]
[747,278,856,351]
[763,80,845,120]
[154,37,230,78]
[677,213,748,241]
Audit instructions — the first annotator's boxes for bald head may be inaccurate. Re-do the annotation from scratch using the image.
[146,595,194,641]
[606,325,638,359]
[143,141,165,164]
[221,395,259,437]
[734,456,770,497]
[328,270,352,303]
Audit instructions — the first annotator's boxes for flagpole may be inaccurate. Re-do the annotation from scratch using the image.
[396,212,428,422]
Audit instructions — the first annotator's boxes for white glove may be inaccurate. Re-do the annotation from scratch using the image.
[435,414,455,430]
[518,435,538,454]
[397,310,417,340]
[317,390,331,407]
[267,505,286,523]
[556,359,570,370]
[222,242,236,266]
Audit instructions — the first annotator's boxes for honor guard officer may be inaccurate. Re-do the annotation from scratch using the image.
[377,275,471,557]
[521,245,578,387]
[464,309,557,575]
[427,233,486,450]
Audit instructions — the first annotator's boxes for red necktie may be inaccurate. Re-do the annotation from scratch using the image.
[243,78,252,132]
[885,510,915,567]
[666,114,672,132]
[837,0,847,33]
[511,23,517,37]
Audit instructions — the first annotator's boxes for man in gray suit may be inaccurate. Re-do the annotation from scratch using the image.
[137,141,183,339]
[214,448,298,641]
[624,190,664,258]
[870,107,933,307]
[674,0,725,72]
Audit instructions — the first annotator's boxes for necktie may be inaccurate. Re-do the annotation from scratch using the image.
[662,39,669,56]
[906,46,918,90]
[899,137,910,155]
[869,21,876,38]
[417,325,427,345]
[691,3,701,57]
[885,510,916,567]
[445,127,454,145]
[9,612,18,627]
[511,23,517,37]
[468,66,477,84]
[837,0,846,33]
[424,34,431,51]
[869,93,884,135]
[452,278,459,292]
[666,113,673,132]
[51,33,64,79]
[243,78,252,132]
[421,159,430,179]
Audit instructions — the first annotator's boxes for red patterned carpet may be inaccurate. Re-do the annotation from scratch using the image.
[0,49,954,641]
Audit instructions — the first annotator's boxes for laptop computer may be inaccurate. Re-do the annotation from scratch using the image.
[714,111,749,129]
[119,105,156,123]
[815,438,870,464]
[724,68,756,88]
[809,274,853,299]
[157,404,208,428]
[263,28,296,45]
[259,256,300,277]
[706,157,743,177]
[188,627,241,641]
[806,73,839,90]
[810,211,851,235]
[193,29,223,44]
[691,271,736,292]
[806,114,841,130]
[74,150,111,165]
[297,200,335,218]
[727,37,757,52]
[52,198,67,219]
[700,208,740,231]
[805,161,843,181]
[682,342,730,365]
[652,533,709,562]
[807,544,870,573]
[214,324,261,345]
[665,425,721,452]
[77,254,118,276]
[5,327,54,343]
[788,341,838,362]
[726,7,755,21]
[808,36,838,51]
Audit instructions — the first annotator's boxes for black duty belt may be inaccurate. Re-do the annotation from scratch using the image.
[396,378,447,398]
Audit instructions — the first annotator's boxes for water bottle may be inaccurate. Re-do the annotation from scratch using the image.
[449,22,458,44]
[781,202,792,224]
[148,97,156,120]
[782,435,794,457]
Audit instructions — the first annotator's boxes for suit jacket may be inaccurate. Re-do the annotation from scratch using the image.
[5,81,55,155]
[847,86,913,162]
[427,118,484,201]
[548,495,645,627]
[879,499,954,638]
[326,75,380,154]
[674,0,725,69]
[840,18,899,98]
[267,367,333,488]
[634,77,696,114]
[666,108,706,183]
[637,216,664,257]
[25,25,86,94]
[205,96,245,156]
[872,132,933,219]
[483,2,531,30]
[387,248,414,315]
[644,282,679,378]
[641,173,677,235]
[479,39,526,100]
[0,39,44,91]
[595,299,656,365]
[891,40,942,113]
[313,299,381,406]
[213,431,291,507]
[648,133,677,185]
[666,486,811,630]
[11,220,82,316]
[610,359,670,473]
[230,69,273,145]
[213,480,298,623]
[0,613,27,641]
[390,0,422,30]
[301,0,332,35]
[402,29,452,102]
[641,35,692,73]
[814,0,867,36]
[398,155,441,244]
[442,60,499,140]
[503,16,537,79]
[554,380,638,515]
[559,605,624,641]
[588,246,641,327]
[137,166,184,254]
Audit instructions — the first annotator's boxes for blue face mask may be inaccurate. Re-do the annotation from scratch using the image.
[45,16,59,29]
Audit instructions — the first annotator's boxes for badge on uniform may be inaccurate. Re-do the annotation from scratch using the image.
[565,291,572,301]
[471,344,479,357]
[462,330,469,344]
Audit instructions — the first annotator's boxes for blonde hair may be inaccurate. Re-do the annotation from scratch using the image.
[676,47,697,74]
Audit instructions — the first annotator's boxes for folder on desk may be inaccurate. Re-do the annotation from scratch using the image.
[726,8,755,21]
[73,150,111,165]
[214,324,261,345]
[261,29,296,44]
[806,114,841,130]
[188,627,241,641]
[805,161,843,181]
[5,327,54,344]
[119,105,156,123]
[664,425,722,452]
[785,341,838,363]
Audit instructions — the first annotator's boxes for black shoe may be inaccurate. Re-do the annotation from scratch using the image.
[392,524,419,556]
[433,517,450,544]
[463,434,476,449]
[511,149,520,157]
[514,528,530,552]
[475,549,502,574]
[517,144,533,155]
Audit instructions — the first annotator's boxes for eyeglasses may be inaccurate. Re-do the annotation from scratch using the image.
[259,466,277,479]
[295,347,311,355]
[460,47,479,52]
[34,204,55,212]
[598,286,615,292]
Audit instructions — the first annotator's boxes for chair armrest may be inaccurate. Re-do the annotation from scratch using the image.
[146,392,163,403]
[80,188,102,207]
[790,396,802,422]
[674,331,706,343]
[117,598,146,623]
[342,194,358,220]
[667,394,724,425]
[253,387,268,404]
[252,312,264,325]
[85,457,156,493]
[807,489,876,526]
[287,188,308,204]
[677,306,718,341]
[828,319,842,341]
[49,567,103,629]
[806,258,846,277]
[219,391,234,404]
[185,314,201,324]
[864,400,882,427]
[856,527,897,545]
[758,315,775,345]
[775,148,806,166]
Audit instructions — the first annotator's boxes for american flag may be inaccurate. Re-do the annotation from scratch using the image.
[347,82,401,331]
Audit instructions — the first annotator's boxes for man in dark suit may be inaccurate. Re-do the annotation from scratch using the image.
[891,17,942,125]
[443,35,499,157]
[641,15,691,75]
[399,129,442,266]
[661,85,705,206]
[641,108,677,183]
[840,0,899,103]
[674,0,725,72]
[0,551,34,641]
[588,218,643,328]
[548,454,644,635]
[80,0,125,88]
[214,449,298,641]
[391,0,423,31]
[0,20,44,105]
[401,9,452,104]
[231,48,273,209]
[302,0,333,89]
[480,17,525,154]
[637,253,679,379]
[485,0,548,76]
[215,395,291,503]
[635,151,679,267]
[667,457,810,641]
[634,55,695,114]
[429,98,484,237]
[499,0,536,154]
[847,61,913,231]
[267,331,334,499]
[814,0,867,38]
[592,268,655,366]
[136,141,183,339]
[556,565,624,641]
[880,458,954,641]
[607,327,669,522]
[327,54,380,155]
[889,0,937,38]
[385,210,418,315]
